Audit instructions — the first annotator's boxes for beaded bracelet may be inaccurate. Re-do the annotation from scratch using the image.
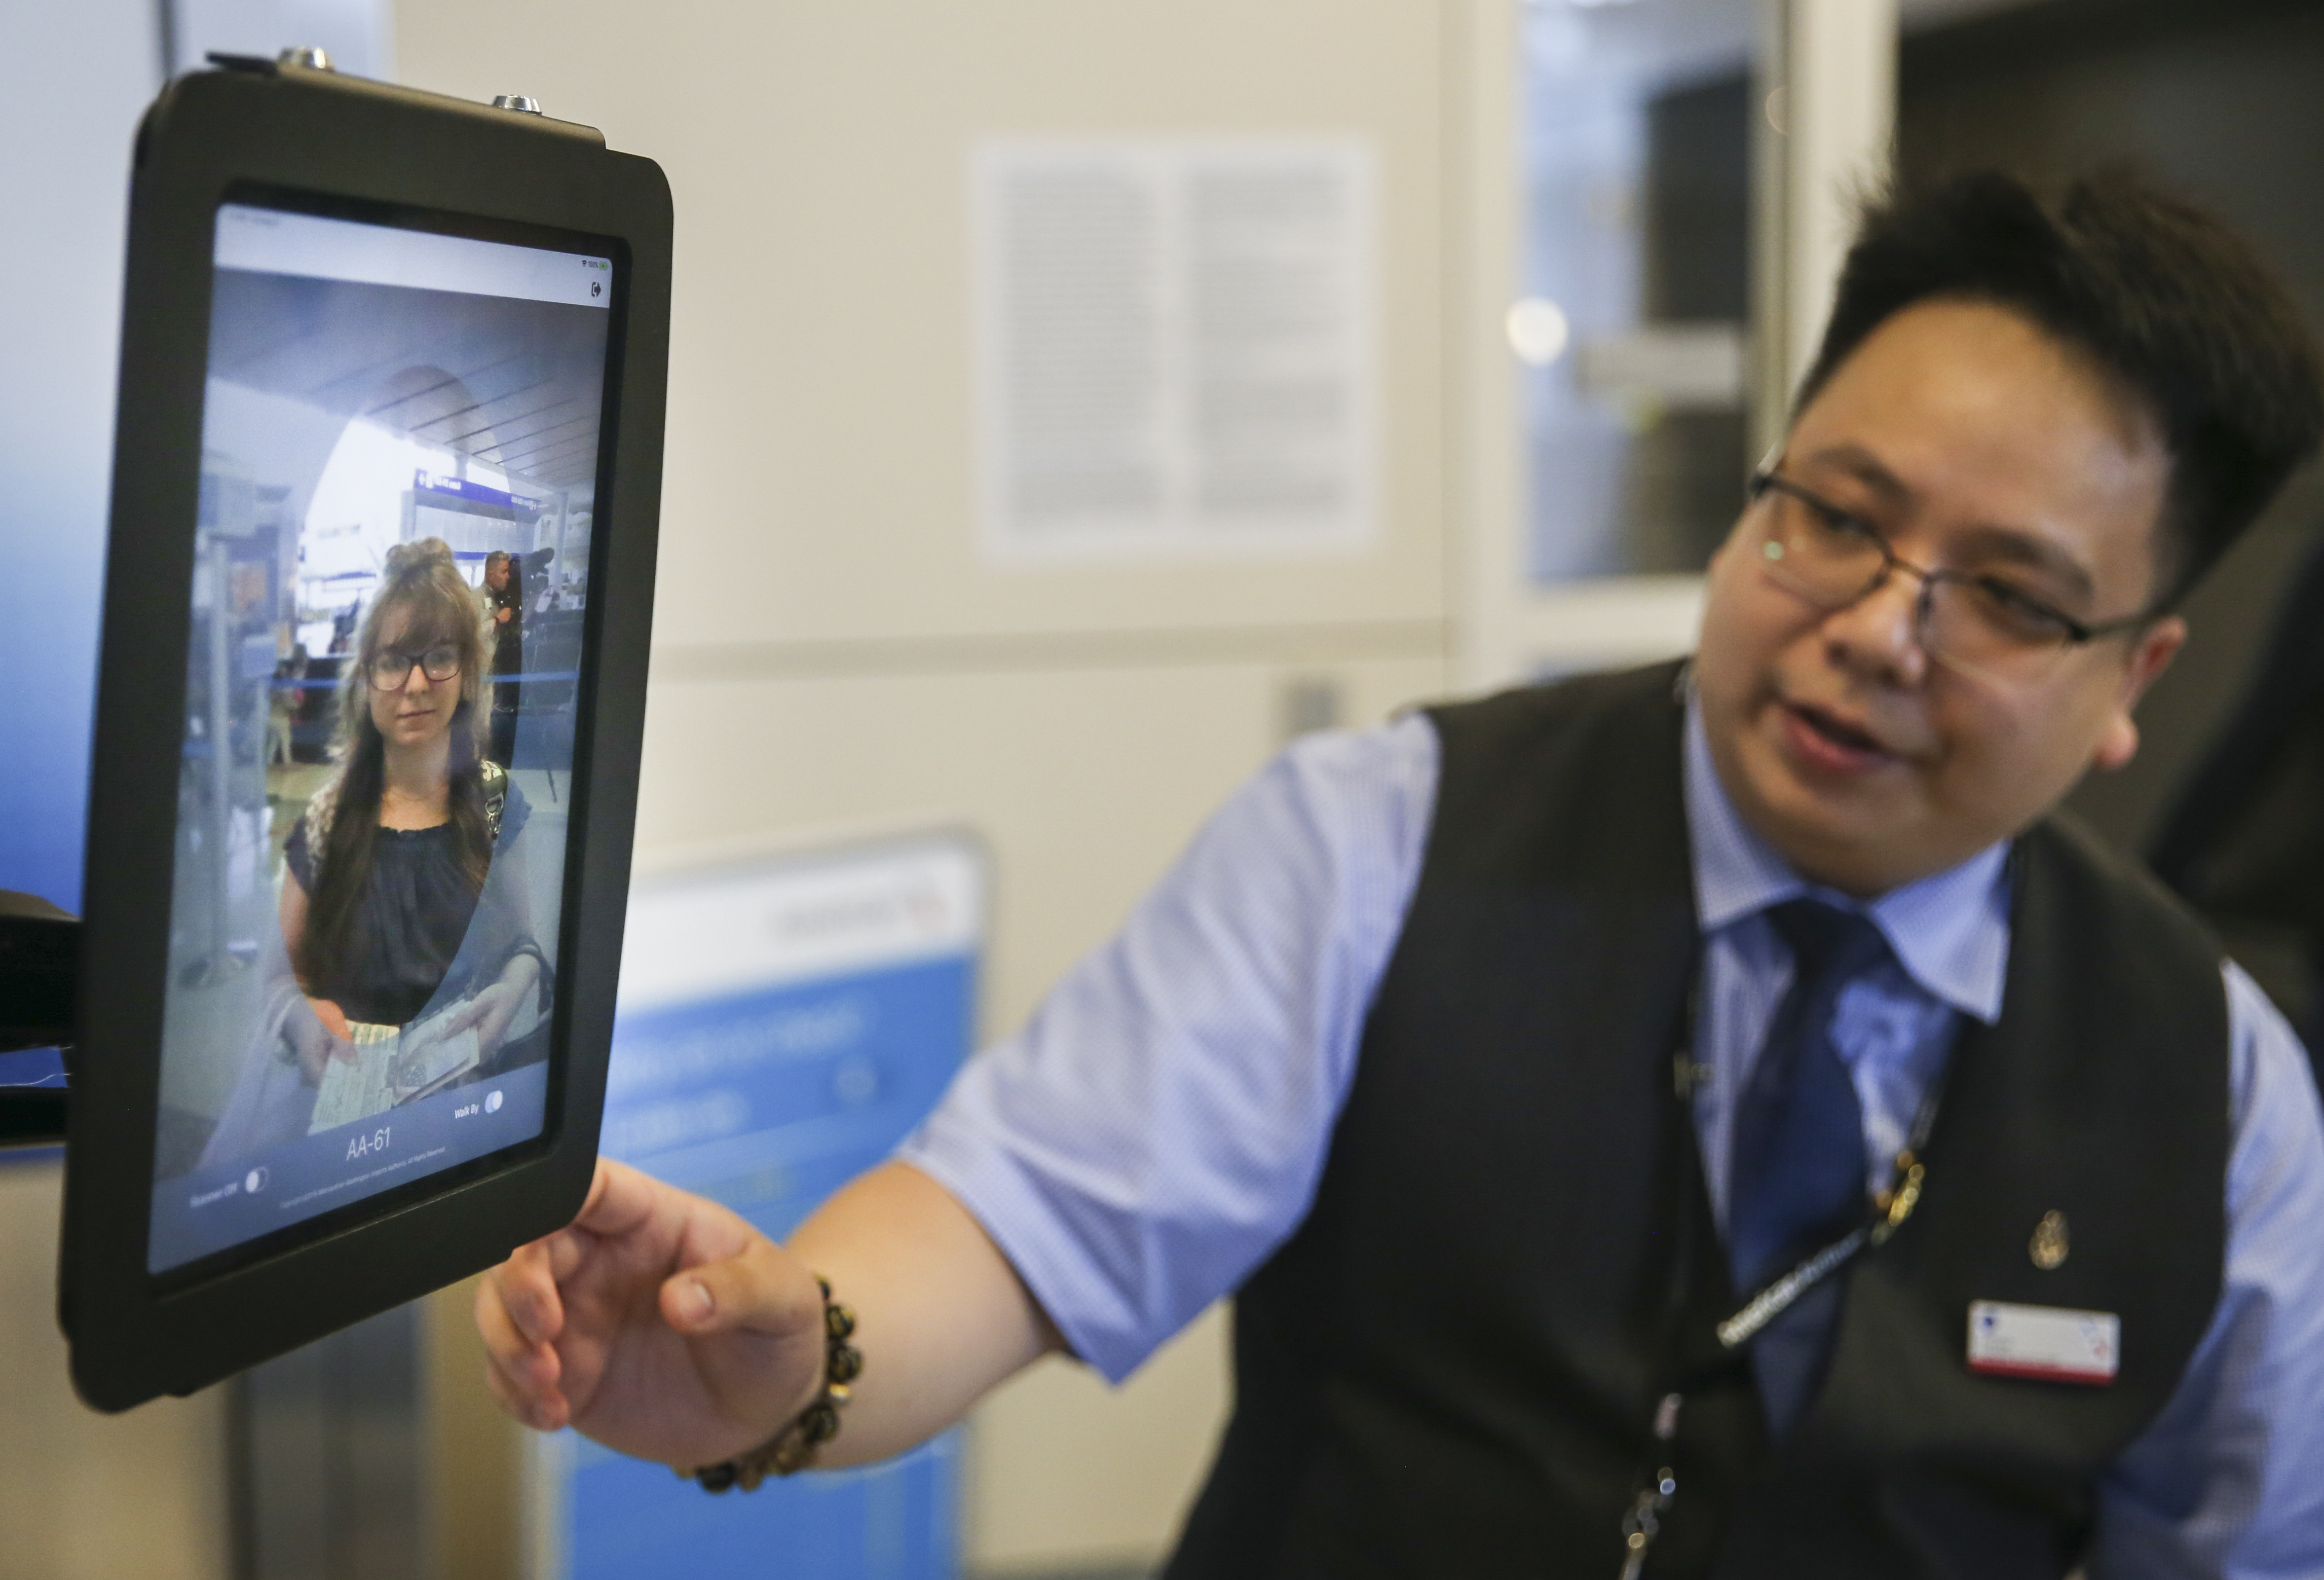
[687,1274,863,1492]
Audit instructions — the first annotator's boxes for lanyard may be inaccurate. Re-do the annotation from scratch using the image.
[1715,1080,1939,1351]
[1614,961,1952,1580]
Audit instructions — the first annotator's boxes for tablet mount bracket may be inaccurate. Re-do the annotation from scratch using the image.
[0,890,77,1148]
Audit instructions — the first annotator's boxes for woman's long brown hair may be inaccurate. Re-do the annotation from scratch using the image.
[296,537,495,998]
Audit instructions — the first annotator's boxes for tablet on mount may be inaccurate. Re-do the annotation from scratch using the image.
[48,50,670,1410]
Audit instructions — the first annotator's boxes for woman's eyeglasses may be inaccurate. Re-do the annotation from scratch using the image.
[368,645,461,689]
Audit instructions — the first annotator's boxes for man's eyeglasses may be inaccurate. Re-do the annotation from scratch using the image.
[1746,469,2152,683]
[368,645,461,690]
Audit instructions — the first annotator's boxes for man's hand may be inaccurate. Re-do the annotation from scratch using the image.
[476,1158,829,1469]
[480,1158,1066,1472]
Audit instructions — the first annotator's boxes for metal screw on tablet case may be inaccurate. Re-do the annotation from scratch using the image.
[492,94,544,115]
[277,46,335,71]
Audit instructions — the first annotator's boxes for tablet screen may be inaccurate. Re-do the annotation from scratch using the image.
[147,200,615,1274]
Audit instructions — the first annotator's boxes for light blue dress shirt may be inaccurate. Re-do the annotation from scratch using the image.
[900,698,2324,1578]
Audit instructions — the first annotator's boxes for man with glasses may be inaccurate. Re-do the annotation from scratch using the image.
[478,173,2324,1576]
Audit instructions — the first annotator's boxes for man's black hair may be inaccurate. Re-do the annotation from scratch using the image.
[1797,170,2324,607]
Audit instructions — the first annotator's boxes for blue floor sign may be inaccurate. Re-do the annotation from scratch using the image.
[533,831,987,1580]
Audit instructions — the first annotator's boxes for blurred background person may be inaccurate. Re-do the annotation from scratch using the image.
[482,547,523,768]
[265,644,304,768]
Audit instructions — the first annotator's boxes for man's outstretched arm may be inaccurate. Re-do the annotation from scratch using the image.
[477,715,1440,1466]
[475,1156,1063,1470]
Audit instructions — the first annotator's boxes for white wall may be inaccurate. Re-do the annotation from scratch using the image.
[390,2,1462,1572]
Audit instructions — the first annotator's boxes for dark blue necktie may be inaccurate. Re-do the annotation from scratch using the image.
[1727,897,1889,1437]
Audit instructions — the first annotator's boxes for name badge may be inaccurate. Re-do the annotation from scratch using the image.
[1967,1300,2119,1385]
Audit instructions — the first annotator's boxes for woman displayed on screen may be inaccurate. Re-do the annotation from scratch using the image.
[282,537,543,1061]
[200,538,550,1168]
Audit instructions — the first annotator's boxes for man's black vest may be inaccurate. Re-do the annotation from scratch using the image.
[1164,663,2228,1580]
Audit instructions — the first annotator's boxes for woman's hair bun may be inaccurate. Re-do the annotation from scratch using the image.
[382,536,459,581]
